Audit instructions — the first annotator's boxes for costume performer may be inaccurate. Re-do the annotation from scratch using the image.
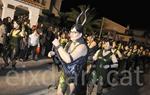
[88,40,118,95]
[48,8,89,95]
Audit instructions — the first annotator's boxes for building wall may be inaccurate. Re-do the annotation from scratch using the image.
[0,0,62,25]
[0,0,2,18]
[1,0,41,26]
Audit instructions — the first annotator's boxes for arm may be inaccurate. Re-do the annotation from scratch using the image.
[93,50,101,61]
[111,54,118,63]
[110,54,118,68]
[57,44,87,63]
[117,50,123,59]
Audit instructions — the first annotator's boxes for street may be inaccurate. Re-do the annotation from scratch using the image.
[0,58,58,95]
[0,58,150,95]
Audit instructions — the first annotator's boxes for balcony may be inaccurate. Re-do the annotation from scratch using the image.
[15,0,47,9]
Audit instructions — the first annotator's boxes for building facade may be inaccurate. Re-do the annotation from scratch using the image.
[0,0,62,26]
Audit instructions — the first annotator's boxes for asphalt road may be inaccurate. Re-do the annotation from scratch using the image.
[0,58,150,95]
[0,58,58,95]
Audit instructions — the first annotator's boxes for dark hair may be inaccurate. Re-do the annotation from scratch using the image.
[71,24,83,33]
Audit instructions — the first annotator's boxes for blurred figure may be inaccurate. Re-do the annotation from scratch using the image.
[6,21,23,69]
[0,19,6,56]
[28,25,40,60]
[45,26,55,56]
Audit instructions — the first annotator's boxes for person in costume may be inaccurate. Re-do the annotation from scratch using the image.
[137,46,144,71]
[87,40,118,95]
[122,44,130,72]
[111,41,123,80]
[59,32,68,48]
[86,35,98,73]
[128,44,138,71]
[48,8,89,95]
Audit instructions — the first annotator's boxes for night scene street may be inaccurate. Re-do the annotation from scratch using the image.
[0,0,150,95]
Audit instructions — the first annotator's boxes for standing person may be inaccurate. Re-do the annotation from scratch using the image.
[6,17,13,34]
[45,26,55,56]
[28,25,40,60]
[48,8,89,95]
[59,32,68,48]
[2,17,13,46]
[19,24,28,61]
[7,21,23,69]
[38,24,46,57]
[86,35,98,74]
[88,40,118,95]
[0,19,6,56]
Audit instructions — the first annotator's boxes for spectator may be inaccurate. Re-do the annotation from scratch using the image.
[45,26,55,56]
[0,19,6,56]
[28,25,40,60]
[8,21,23,69]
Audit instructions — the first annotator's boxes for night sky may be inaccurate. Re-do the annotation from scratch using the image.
[61,0,150,30]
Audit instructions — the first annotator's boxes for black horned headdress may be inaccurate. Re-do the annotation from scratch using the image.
[70,7,90,33]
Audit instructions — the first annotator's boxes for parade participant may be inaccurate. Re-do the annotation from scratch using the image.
[87,35,97,60]
[122,45,130,71]
[86,35,98,74]
[111,41,123,79]
[129,44,138,71]
[137,46,144,70]
[111,41,122,60]
[59,32,68,48]
[88,40,118,95]
[143,48,150,72]
[48,8,89,95]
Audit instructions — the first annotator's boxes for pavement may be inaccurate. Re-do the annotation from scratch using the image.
[0,58,150,95]
[0,58,59,95]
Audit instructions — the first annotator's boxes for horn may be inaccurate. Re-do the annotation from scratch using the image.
[81,8,90,26]
[76,11,84,24]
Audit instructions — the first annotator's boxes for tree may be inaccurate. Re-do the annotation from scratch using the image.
[65,5,101,35]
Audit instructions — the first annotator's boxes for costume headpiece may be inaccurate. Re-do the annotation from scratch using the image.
[71,8,89,33]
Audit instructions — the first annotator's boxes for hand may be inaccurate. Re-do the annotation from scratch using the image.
[52,38,60,47]
[48,51,55,58]
[103,65,110,69]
